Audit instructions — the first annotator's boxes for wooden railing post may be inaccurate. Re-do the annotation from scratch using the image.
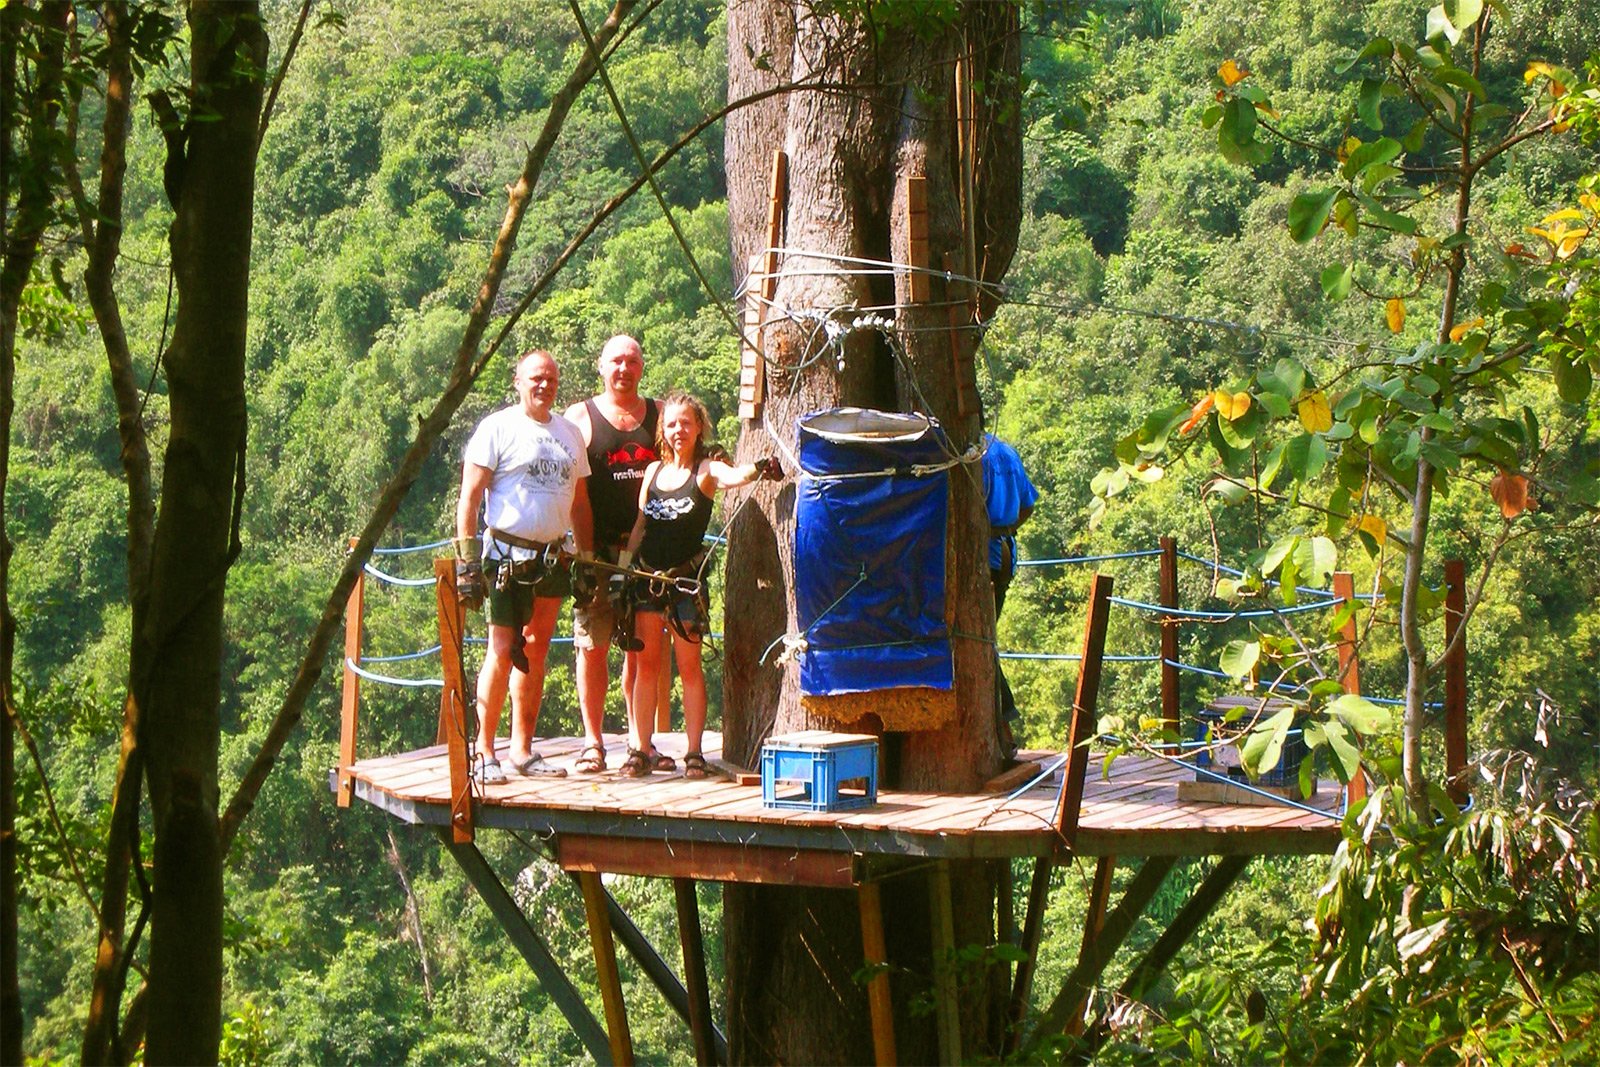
[1331,571,1367,806]
[1444,558,1468,804]
[1055,574,1114,847]
[336,537,364,807]
[1158,536,1180,738]
[434,558,474,843]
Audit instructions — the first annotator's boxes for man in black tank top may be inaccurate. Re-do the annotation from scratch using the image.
[563,334,659,773]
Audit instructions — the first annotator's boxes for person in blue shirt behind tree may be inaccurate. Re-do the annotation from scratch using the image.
[983,432,1039,761]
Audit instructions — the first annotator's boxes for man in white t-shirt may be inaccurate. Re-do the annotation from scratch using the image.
[455,349,593,781]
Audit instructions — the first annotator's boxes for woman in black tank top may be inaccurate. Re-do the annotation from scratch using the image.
[616,391,782,779]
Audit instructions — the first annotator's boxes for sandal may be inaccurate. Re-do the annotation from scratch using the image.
[507,752,567,779]
[647,748,676,773]
[574,744,607,774]
[683,751,708,780]
[620,748,651,778]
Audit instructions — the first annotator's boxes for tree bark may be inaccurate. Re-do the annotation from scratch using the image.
[135,4,266,1061]
[722,3,1020,1061]
[1,5,72,1061]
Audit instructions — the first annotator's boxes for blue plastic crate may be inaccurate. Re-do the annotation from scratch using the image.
[761,731,879,812]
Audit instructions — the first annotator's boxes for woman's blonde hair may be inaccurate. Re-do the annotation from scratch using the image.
[655,391,720,465]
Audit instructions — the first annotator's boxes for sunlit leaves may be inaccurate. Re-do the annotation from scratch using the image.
[1220,639,1260,680]
[1297,391,1333,433]
[1385,297,1406,332]
[1179,393,1215,434]
[1214,390,1252,420]
[1218,58,1248,86]
[1489,470,1529,518]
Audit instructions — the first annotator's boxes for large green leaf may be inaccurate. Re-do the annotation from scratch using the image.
[1341,137,1402,181]
[1241,705,1296,778]
[1292,534,1338,588]
[1329,693,1391,735]
[1288,188,1340,243]
[1321,263,1353,301]
[1358,77,1384,131]
[1220,639,1261,680]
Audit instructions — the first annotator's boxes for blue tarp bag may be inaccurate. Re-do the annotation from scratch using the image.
[794,408,953,696]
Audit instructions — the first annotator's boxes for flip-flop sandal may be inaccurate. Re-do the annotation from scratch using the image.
[647,749,677,773]
[621,749,651,778]
[683,751,708,780]
[574,744,607,774]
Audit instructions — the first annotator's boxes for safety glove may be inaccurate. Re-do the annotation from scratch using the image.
[754,456,784,481]
[454,537,485,611]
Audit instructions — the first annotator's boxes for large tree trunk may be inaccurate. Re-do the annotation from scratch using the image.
[721,3,1020,1061]
[135,4,266,1062]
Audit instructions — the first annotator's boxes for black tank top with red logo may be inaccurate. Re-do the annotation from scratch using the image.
[639,465,714,571]
[585,398,659,547]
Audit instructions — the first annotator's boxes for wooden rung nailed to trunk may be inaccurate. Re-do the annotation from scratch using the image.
[739,150,787,422]
[906,174,930,303]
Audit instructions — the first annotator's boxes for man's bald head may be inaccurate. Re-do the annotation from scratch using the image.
[600,334,641,364]
[595,334,644,400]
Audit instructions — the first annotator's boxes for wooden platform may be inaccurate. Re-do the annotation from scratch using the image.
[339,731,1344,863]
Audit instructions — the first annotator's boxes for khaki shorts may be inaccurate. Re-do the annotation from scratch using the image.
[572,591,616,651]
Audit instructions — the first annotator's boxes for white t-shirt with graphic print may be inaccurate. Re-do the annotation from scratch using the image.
[464,405,590,557]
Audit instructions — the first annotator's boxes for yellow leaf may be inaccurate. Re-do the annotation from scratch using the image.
[1357,514,1387,544]
[1556,228,1588,259]
[1213,390,1252,420]
[1448,317,1484,342]
[1219,59,1248,86]
[1527,225,1557,242]
[1385,297,1406,334]
[1297,390,1333,433]
[1542,208,1585,225]
[1580,192,1600,215]
[1252,100,1282,120]
[1525,62,1555,84]
[1489,470,1529,519]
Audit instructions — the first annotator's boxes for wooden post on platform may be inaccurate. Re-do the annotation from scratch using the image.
[1331,571,1367,806]
[672,879,717,1067]
[1158,536,1180,738]
[578,870,635,1066]
[1444,558,1468,804]
[434,558,474,843]
[1055,574,1114,845]
[928,862,962,1065]
[858,880,897,1066]
[1003,858,1053,1055]
[337,537,364,806]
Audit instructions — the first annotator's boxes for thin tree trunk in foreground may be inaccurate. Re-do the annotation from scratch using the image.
[135,4,266,1061]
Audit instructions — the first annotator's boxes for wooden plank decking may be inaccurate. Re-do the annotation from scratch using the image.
[341,731,1344,862]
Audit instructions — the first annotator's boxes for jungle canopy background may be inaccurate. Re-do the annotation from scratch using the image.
[8,0,1598,1062]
